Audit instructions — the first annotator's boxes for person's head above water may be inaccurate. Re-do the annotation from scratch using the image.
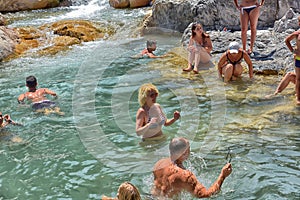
[169,137,190,163]
[146,40,157,51]
[26,75,37,88]
[117,182,142,200]
[138,83,159,106]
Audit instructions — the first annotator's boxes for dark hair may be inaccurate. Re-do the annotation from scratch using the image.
[146,40,157,48]
[191,22,209,39]
[169,137,189,162]
[26,75,37,88]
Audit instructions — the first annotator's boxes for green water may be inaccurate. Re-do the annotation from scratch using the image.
[0,1,299,199]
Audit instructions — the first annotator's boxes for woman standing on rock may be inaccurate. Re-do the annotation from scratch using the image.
[233,0,265,55]
[183,23,212,74]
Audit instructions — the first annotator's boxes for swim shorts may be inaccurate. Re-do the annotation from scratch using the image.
[296,56,300,68]
[32,100,56,110]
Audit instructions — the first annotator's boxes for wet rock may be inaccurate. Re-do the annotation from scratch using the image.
[5,20,115,60]
[0,0,60,12]
[109,0,151,9]
[0,26,19,61]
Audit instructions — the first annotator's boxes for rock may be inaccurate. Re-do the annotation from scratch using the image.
[129,0,151,8]
[0,0,60,12]
[0,26,19,61]
[274,8,299,32]
[6,20,115,59]
[109,0,130,9]
[109,0,151,8]
[147,0,299,33]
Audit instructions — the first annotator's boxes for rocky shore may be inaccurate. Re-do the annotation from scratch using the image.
[0,0,299,75]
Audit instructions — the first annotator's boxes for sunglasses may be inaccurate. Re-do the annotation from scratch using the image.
[149,92,158,98]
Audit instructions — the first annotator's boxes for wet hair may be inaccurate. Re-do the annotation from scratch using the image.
[26,75,37,88]
[117,182,142,200]
[191,22,210,39]
[146,40,157,49]
[169,137,190,162]
[138,83,159,106]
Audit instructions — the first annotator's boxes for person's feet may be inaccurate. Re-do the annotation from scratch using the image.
[193,70,199,74]
[296,98,300,105]
[182,67,192,72]
[247,49,253,55]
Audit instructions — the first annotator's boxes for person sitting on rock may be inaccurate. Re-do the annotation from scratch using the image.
[182,22,213,74]
[217,41,253,83]
[265,72,296,99]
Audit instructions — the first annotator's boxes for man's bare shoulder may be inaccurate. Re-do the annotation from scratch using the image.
[154,158,171,170]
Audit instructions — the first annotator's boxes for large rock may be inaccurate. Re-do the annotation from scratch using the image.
[0,0,60,12]
[0,27,19,61]
[109,0,151,9]
[147,0,300,33]
[3,20,115,60]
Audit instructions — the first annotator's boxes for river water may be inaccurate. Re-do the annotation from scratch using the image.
[0,0,299,199]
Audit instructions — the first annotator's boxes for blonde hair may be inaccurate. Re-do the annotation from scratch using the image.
[117,182,142,200]
[138,83,159,106]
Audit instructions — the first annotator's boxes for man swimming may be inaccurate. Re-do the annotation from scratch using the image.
[18,75,62,114]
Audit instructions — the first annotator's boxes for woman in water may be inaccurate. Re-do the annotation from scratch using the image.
[135,83,180,140]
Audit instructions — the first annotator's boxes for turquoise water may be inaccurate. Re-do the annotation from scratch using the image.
[0,1,299,199]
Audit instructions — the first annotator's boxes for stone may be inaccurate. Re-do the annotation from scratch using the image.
[0,0,60,12]
[109,0,130,8]
[146,0,299,33]
[3,20,115,60]
[129,0,151,8]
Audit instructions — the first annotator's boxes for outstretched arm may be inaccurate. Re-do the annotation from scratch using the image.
[18,93,26,104]
[170,163,232,198]
[44,88,57,97]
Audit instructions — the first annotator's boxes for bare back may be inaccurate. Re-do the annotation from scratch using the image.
[18,88,57,103]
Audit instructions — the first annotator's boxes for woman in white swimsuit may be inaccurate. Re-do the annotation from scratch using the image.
[183,23,212,74]
[135,83,180,141]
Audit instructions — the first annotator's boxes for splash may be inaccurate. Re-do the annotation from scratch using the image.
[64,0,107,19]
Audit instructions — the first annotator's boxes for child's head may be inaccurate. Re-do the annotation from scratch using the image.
[146,40,157,51]
[26,75,37,88]
[117,182,141,200]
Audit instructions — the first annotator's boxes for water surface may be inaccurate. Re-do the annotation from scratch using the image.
[0,1,299,199]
